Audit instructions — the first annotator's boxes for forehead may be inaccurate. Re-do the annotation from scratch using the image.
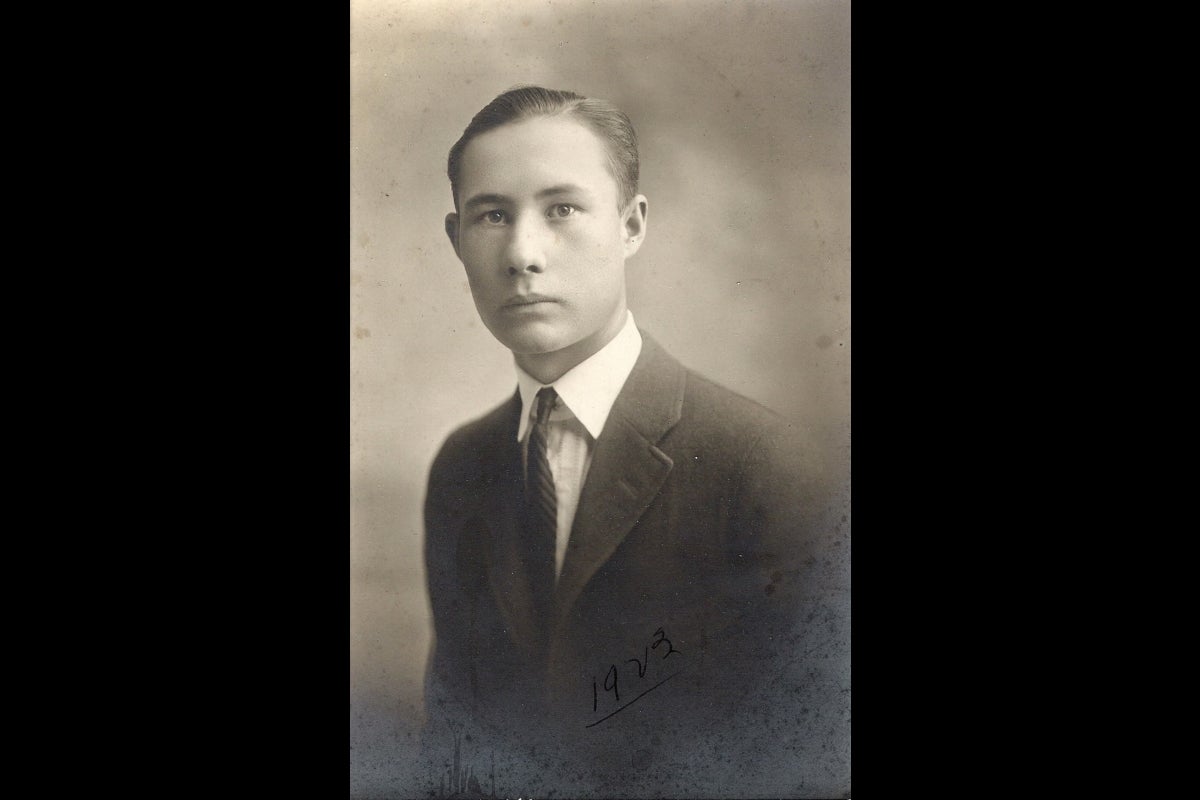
[457,116,618,203]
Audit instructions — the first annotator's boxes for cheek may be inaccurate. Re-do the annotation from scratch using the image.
[459,257,497,303]
[459,241,497,276]
[459,236,486,263]
[569,225,622,264]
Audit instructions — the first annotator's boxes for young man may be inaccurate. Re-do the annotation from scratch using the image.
[425,86,834,793]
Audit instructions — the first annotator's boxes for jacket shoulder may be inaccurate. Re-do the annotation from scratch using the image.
[672,363,824,498]
[678,368,792,445]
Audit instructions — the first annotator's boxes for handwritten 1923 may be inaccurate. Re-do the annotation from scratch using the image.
[587,627,681,728]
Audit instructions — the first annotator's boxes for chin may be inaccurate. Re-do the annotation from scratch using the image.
[488,320,574,356]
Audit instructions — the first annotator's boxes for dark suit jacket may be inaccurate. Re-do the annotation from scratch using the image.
[423,332,834,791]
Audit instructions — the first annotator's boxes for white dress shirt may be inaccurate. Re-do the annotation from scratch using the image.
[515,310,643,581]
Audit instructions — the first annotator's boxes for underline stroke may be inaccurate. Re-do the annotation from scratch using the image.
[584,671,682,729]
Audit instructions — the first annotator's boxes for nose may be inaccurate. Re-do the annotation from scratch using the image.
[503,216,548,276]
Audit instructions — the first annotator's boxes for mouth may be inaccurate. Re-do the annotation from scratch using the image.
[503,294,558,308]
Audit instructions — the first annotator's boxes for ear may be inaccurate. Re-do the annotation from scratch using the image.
[444,212,461,258]
[622,194,648,258]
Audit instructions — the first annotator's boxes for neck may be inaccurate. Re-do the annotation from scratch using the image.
[515,308,628,385]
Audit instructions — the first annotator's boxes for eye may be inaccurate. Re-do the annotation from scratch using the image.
[550,204,577,218]
[482,210,507,224]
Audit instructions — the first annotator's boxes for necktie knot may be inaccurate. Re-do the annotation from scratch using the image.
[535,387,558,426]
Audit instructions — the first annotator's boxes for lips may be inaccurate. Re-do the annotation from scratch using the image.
[503,293,557,308]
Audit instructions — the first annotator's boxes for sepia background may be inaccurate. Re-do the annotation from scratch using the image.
[350,0,850,795]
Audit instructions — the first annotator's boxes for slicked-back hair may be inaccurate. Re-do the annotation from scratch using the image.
[447,85,639,213]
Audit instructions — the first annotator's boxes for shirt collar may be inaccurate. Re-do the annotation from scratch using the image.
[514,310,643,442]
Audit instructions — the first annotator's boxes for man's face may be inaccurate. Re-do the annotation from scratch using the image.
[446,116,646,364]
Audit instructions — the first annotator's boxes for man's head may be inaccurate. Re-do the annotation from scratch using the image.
[444,86,648,382]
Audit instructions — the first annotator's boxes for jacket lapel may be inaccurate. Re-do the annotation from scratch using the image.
[454,392,545,660]
[551,334,687,630]
[480,463,545,660]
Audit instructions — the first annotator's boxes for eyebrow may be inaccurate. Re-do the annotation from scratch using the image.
[536,184,591,200]
[462,184,593,211]
[462,193,509,211]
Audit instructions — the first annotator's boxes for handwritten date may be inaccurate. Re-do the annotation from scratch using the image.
[589,628,681,725]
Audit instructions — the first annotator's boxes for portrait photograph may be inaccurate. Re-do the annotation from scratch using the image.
[350,1,850,797]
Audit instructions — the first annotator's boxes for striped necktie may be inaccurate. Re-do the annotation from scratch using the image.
[525,386,558,619]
